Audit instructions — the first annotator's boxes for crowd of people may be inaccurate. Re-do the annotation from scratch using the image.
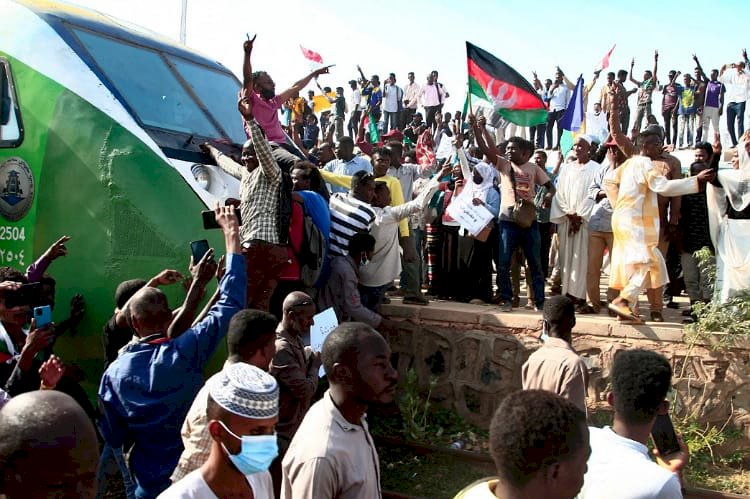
[0,36,749,499]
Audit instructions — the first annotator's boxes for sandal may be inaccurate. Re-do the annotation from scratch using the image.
[608,302,643,324]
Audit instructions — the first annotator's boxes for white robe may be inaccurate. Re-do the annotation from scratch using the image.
[550,160,600,299]
[604,155,699,292]
[707,142,750,302]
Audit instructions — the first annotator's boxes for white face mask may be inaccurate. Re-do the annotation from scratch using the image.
[359,253,369,269]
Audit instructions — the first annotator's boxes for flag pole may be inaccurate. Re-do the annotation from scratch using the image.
[179,0,187,45]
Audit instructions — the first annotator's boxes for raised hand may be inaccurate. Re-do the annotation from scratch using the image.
[654,50,659,60]
[190,246,217,286]
[69,294,85,324]
[313,65,335,77]
[452,122,463,147]
[712,132,722,155]
[215,203,240,236]
[238,87,254,120]
[151,269,184,286]
[243,34,257,53]
[630,57,635,68]
[39,355,65,389]
[43,235,71,261]
[439,163,453,178]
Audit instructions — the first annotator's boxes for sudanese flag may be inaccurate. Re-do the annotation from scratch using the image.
[466,42,547,127]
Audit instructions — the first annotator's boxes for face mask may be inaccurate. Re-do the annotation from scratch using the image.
[218,421,278,475]
[360,254,369,269]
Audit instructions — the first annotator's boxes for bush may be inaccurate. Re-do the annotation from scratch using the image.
[685,247,750,349]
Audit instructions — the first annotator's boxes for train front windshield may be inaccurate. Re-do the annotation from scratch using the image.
[71,27,245,146]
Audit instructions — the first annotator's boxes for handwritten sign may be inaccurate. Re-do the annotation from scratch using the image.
[310,307,339,377]
[445,195,494,237]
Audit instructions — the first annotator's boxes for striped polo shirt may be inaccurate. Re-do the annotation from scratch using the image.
[328,193,376,257]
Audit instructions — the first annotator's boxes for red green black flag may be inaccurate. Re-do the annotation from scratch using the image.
[467,41,547,127]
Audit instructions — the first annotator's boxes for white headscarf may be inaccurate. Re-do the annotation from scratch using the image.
[706,135,750,301]
[707,137,750,232]
[460,161,496,203]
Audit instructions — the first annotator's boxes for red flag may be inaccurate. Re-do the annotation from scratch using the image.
[299,45,323,64]
[595,44,616,71]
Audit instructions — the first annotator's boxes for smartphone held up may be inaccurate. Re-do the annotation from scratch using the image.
[651,413,681,457]
[201,208,241,230]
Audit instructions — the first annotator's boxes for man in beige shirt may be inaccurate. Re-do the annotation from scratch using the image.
[171,310,277,483]
[281,323,398,499]
[522,296,588,413]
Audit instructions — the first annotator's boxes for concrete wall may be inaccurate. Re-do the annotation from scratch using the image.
[382,301,750,446]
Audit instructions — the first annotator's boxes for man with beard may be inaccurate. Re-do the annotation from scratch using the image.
[242,36,332,172]
[281,322,397,498]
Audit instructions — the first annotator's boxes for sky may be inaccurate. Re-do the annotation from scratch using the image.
[57,0,748,114]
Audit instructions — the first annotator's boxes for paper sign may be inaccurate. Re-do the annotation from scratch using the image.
[445,195,494,236]
[310,307,339,377]
[435,136,454,160]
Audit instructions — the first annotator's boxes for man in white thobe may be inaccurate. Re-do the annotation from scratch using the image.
[550,136,600,304]
[604,130,715,321]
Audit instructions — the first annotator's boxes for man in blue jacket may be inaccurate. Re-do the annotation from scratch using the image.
[98,205,245,498]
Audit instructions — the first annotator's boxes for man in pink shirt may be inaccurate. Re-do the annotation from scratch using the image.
[242,36,332,171]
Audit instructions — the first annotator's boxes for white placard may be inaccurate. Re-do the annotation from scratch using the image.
[445,195,494,236]
[435,136,454,160]
[310,307,339,377]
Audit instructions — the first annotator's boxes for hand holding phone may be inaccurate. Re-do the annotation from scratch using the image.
[202,208,241,230]
[651,416,689,475]
[651,413,681,457]
[190,240,210,264]
[33,305,52,329]
[190,245,218,287]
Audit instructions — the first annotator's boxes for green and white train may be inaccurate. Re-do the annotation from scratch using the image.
[0,0,244,386]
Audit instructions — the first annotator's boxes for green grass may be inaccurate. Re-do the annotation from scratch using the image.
[380,444,493,498]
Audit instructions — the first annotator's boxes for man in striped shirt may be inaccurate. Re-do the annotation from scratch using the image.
[328,171,377,257]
